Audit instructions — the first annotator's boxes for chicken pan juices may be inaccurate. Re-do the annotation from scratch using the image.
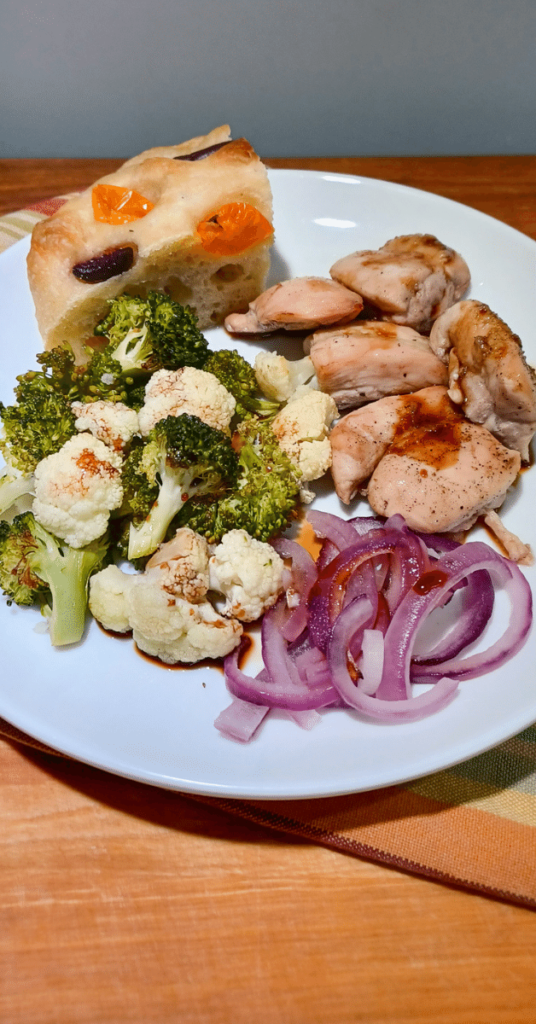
[0,226,534,746]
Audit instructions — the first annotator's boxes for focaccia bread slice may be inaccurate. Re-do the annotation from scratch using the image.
[27,126,274,359]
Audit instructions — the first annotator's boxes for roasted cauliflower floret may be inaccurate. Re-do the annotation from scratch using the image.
[88,563,134,634]
[138,366,236,436]
[272,389,338,483]
[89,527,242,659]
[209,529,285,622]
[32,432,123,547]
[254,352,317,403]
[71,400,139,452]
[126,575,243,664]
[145,527,210,603]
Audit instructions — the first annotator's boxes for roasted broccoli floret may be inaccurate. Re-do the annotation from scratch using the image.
[71,347,136,405]
[176,417,301,543]
[204,349,280,421]
[0,341,140,496]
[126,414,239,560]
[0,512,109,646]
[94,291,209,374]
[0,354,77,476]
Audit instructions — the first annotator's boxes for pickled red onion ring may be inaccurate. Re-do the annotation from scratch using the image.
[327,597,459,721]
[218,515,532,739]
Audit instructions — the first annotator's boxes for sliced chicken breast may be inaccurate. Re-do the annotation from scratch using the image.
[330,386,520,534]
[305,321,448,410]
[429,299,536,462]
[330,234,470,334]
[224,277,363,334]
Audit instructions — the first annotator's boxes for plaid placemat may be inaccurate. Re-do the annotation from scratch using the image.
[1,198,535,910]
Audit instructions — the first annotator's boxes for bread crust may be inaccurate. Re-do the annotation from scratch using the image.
[27,126,274,358]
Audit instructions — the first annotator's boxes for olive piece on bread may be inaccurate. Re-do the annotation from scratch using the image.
[72,245,136,283]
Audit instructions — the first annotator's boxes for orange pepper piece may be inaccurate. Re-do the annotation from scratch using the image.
[197,202,273,256]
[92,183,154,225]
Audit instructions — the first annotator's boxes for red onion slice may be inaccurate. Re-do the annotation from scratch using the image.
[307,510,363,550]
[327,598,459,721]
[224,642,338,710]
[214,697,270,742]
[271,537,317,642]
[413,569,494,665]
[287,710,322,730]
[409,543,532,682]
[358,629,384,695]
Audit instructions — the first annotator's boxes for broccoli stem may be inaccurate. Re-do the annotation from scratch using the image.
[127,471,192,561]
[29,534,106,647]
[112,328,153,373]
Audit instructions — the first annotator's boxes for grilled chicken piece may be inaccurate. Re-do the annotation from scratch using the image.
[329,386,521,535]
[330,234,470,334]
[304,321,448,410]
[429,300,536,462]
[224,277,363,334]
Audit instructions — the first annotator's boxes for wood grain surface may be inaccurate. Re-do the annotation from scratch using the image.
[0,156,536,1024]
[2,155,536,241]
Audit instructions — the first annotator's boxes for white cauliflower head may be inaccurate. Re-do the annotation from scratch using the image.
[254,352,317,403]
[145,527,210,602]
[71,400,139,452]
[272,389,338,483]
[126,575,243,664]
[209,529,285,622]
[89,564,135,633]
[33,432,123,547]
[138,367,236,436]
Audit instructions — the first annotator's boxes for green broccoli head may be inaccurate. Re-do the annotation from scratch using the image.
[0,340,144,480]
[204,349,281,421]
[176,416,301,543]
[0,515,50,606]
[127,414,239,560]
[0,352,77,475]
[92,294,149,348]
[0,512,109,645]
[70,347,133,404]
[94,291,209,374]
[120,438,159,522]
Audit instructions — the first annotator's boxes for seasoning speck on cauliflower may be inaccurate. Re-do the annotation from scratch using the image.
[71,400,139,453]
[138,366,236,436]
[33,432,123,548]
[209,529,285,622]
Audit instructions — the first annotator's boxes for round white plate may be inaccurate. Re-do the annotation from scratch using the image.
[0,169,534,800]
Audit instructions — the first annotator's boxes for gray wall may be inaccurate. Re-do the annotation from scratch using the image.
[2,0,535,158]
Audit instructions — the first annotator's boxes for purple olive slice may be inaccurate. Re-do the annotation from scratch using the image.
[174,141,230,162]
[72,245,135,283]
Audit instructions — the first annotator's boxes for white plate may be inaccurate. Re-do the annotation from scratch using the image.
[0,169,535,800]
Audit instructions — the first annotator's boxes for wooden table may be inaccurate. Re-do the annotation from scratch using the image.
[1,156,536,1024]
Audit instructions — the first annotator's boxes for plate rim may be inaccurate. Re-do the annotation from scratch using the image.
[0,168,534,801]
